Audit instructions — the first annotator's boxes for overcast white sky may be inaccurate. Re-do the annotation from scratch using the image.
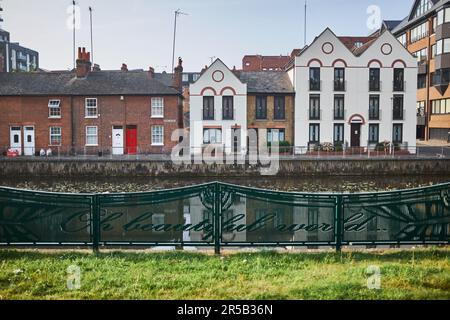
[0,0,412,72]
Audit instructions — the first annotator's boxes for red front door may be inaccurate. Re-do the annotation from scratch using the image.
[126,125,137,155]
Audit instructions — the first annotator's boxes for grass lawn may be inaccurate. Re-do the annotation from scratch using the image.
[0,248,449,300]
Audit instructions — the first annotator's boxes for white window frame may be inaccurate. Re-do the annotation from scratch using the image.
[85,98,98,118]
[49,127,62,146]
[203,128,222,145]
[48,99,61,118]
[151,97,164,118]
[444,38,450,54]
[85,126,98,146]
[151,125,164,146]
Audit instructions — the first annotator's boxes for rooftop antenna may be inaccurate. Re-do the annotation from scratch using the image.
[0,0,4,26]
[171,9,188,76]
[304,0,307,46]
[209,56,216,64]
[89,7,94,66]
[72,1,76,70]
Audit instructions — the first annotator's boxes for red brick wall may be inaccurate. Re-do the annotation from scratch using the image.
[0,96,72,154]
[0,94,182,155]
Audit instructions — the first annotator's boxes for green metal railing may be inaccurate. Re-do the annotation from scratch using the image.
[0,182,449,253]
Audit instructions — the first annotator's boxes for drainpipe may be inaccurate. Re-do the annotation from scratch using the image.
[70,95,76,155]
[425,17,432,141]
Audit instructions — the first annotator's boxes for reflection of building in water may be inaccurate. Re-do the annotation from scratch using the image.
[221,194,247,243]
[186,193,247,243]
[100,200,184,243]
[293,204,334,243]
[245,198,294,243]
[187,196,214,242]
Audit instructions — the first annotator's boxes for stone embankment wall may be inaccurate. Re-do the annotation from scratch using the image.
[0,158,449,177]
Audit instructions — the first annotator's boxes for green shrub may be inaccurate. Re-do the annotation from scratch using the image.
[334,142,343,152]
[267,141,291,153]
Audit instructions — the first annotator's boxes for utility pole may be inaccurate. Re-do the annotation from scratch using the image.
[72,1,76,69]
[171,9,188,76]
[89,6,94,65]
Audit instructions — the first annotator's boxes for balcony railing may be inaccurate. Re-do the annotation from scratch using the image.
[309,80,322,91]
[334,80,346,92]
[222,108,236,121]
[369,109,382,121]
[333,109,346,120]
[393,81,406,92]
[417,112,426,126]
[202,109,215,121]
[309,109,322,120]
[393,109,405,121]
[369,80,381,92]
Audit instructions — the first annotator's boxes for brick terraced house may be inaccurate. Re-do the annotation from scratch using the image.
[0,48,184,156]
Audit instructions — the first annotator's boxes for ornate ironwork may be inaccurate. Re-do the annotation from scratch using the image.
[0,182,449,252]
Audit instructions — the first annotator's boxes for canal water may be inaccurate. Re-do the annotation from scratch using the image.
[0,175,449,193]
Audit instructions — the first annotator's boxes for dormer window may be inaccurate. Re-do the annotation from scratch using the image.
[414,0,431,18]
[48,100,61,118]
[354,42,363,48]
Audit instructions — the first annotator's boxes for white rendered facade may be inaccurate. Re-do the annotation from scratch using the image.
[291,29,417,152]
[189,59,247,155]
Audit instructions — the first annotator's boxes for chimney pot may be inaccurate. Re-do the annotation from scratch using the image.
[148,66,155,78]
[76,47,92,78]
[172,57,184,91]
[121,63,128,71]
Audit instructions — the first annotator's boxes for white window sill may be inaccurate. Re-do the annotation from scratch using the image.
[152,143,164,147]
[85,144,99,147]
[151,115,164,119]
[49,117,62,119]
[85,116,98,119]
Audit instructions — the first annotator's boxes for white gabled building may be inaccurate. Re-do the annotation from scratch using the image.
[189,59,247,155]
[287,28,417,153]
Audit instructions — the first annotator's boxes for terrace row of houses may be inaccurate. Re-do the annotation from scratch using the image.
[0,27,417,156]
[190,28,417,154]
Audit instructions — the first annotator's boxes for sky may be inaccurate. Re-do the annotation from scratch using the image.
[0,0,414,72]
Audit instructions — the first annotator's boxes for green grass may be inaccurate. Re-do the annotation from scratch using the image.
[0,248,449,300]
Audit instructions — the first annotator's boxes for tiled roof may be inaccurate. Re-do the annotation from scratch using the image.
[0,70,181,96]
[237,71,294,94]
[338,36,377,52]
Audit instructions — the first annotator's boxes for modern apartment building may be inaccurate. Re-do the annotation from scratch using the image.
[0,28,39,73]
[285,28,417,152]
[380,0,450,142]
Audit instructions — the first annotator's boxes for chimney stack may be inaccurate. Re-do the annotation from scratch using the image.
[172,57,183,91]
[76,47,92,78]
[148,66,155,79]
[121,63,128,72]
